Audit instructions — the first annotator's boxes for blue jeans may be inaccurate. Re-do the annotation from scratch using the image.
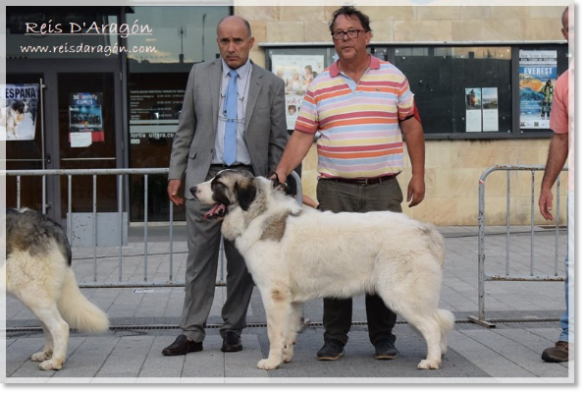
[559,255,569,342]
[559,191,574,343]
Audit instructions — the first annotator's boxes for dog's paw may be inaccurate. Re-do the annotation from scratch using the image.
[257,358,280,370]
[417,359,440,370]
[39,359,64,371]
[31,350,52,362]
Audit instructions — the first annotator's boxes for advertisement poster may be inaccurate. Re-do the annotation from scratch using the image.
[465,87,482,132]
[0,83,39,141]
[129,89,184,144]
[69,92,104,147]
[271,54,324,129]
[481,87,499,132]
[519,50,557,129]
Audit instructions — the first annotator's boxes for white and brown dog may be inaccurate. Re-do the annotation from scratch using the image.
[192,170,455,371]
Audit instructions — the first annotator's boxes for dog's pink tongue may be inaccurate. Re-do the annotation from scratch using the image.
[204,204,226,220]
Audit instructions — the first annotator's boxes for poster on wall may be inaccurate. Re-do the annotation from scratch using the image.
[69,92,104,147]
[128,88,185,144]
[519,50,558,130]
[0,83,39,141]
[481,87,499,132]
[271,54,324,130]
[465,87,482,132]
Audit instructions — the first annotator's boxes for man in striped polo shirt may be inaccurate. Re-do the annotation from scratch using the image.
[274,6,425,362]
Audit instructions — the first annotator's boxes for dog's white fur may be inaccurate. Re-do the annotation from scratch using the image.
[194,171,455,370]
[2,209,109,370]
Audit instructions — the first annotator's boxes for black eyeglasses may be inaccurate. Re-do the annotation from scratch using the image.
[332,29,366,40]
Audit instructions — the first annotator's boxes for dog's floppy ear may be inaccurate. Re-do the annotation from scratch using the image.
[234,177,257,211]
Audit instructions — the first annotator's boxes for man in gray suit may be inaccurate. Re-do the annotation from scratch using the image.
[163,15,288,356]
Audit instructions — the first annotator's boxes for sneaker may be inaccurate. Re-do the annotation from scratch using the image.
[541,341,569,363]
[317,339,345,361]
[374,338,399,360]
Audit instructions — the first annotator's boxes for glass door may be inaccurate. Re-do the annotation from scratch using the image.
[6,59,123,222]
[4,74,46,212]
[57,72,119,215]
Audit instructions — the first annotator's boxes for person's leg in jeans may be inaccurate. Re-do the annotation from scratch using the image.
[558,255,569,344]
[542,191,573,362]
[561,190,574,346]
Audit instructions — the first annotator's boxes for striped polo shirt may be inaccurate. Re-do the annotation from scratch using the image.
[295,56,415,179]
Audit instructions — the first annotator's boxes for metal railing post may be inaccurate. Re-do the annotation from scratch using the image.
[118,174,123,282]
[93,175,98,282]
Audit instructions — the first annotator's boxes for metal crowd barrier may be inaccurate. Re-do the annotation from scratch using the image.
[469,164,568,327]
[4,168,303,289]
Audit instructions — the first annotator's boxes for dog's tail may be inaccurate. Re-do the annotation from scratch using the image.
[57,270,110,333]
[435,309,455,335]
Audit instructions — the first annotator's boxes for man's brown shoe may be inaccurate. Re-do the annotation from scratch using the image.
[221,331,243,352]
[541,341,569,363]
[162,335,203,356]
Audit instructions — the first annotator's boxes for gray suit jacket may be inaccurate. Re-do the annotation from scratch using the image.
[168,59,288,198]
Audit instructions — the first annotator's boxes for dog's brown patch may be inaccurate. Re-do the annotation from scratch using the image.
[271,289,285,302]
[260,213,288,241]
[260,211,303,241]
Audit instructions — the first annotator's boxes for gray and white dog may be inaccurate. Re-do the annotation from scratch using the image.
[2,208,109,370]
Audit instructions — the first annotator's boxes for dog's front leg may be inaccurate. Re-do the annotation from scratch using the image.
[257,288,292,370]
[283,302,302,363]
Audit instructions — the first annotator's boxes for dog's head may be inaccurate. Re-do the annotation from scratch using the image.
[190,170,258,221]
[11,101,29,114]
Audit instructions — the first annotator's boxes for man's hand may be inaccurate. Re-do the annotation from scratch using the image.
[539,133,568,221]
[167,179,185,206]
[401,116,425,208]
[268,171,288,191]
[539,188,554,221]
[407,175,425,207]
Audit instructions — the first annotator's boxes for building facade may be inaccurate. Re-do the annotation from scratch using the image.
[4,4,570,227]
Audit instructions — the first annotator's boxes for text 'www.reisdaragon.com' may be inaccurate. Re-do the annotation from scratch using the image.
[19,44,157,57]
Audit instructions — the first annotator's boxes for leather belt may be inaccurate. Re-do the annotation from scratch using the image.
[210,163,252,169]
[324,175,396,185]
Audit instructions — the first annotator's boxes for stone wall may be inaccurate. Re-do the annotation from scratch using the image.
[235,5,569,225]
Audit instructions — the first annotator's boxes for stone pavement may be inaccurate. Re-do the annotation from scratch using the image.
[3,225,574,383]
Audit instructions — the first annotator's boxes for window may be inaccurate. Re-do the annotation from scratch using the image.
[265,43,569,139]
[126,6,230,222]
[394,46,513,135]
[126,6,230,69]
[6,7,119,59]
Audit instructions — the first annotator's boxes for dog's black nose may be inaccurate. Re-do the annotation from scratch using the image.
[189,186,198,195]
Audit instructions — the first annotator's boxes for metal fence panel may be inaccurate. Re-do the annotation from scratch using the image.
[470,164,567,327]
[4,168,303,288]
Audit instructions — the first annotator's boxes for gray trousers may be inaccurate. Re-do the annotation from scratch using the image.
[317,177,403,346]
[180,166,255,342]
